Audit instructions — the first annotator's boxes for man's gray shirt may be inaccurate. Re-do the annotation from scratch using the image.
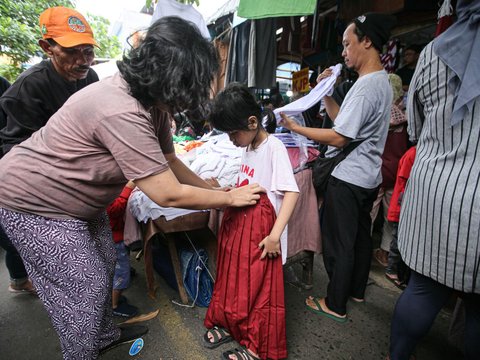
[327,70,392,189]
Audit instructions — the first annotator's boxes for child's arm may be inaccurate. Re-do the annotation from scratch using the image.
[259,191,299,259]
[106,181,135,218]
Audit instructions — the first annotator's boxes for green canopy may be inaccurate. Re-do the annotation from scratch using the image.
[237,0,316,19]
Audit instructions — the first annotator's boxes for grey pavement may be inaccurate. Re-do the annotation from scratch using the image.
[0,247,464,360]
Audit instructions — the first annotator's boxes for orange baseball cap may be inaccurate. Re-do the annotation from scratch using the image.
[39,6,97,48]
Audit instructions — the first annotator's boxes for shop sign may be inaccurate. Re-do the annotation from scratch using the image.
[292,68,309,93]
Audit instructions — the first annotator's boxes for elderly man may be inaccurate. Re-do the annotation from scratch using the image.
[0,6,98,155]
[0,6,98,294]
[280,12,395,322]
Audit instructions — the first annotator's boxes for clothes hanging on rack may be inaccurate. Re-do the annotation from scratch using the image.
[248,18,277,89]
[151,0,210,39]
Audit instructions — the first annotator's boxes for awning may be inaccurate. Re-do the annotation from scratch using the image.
[237,0,316,19]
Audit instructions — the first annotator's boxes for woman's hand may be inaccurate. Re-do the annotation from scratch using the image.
[317,68,333,84]
[228,183,265,207]
[278,112,298,132]
[259,235,281,260]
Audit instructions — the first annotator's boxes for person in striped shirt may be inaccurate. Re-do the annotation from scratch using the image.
[389,1,480,359]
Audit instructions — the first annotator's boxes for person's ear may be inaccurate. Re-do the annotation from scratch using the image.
[38,39,54,57]
[247,116,258,130]
[362,36,374,50]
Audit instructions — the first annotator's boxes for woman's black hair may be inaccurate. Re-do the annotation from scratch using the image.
[117,16,219,110]
[208,83,262,133]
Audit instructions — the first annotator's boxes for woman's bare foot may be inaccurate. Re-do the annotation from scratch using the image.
[350,297,365,303]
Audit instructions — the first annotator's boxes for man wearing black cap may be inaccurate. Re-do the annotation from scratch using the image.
[280,12,395,322]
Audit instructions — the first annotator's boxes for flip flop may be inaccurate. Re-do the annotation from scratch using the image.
[221,347,261,360]
[385,273,406,290]
[203,326,233,349]
[305,297,348,323]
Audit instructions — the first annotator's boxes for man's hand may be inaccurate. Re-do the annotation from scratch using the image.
[317,68,333,83]
[278,112,299,132]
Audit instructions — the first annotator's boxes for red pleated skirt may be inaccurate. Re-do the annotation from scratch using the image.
[204,194,287,359]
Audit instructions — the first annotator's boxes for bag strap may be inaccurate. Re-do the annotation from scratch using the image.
[342,139,365,157]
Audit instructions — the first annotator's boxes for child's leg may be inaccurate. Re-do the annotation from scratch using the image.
[112,242,137,317]
[386,222,401,275]
[112,289,122,308]
[380,188,394,253]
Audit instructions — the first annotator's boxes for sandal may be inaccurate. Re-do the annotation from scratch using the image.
[374,248,388,267]
[305,296,348,323]
[385,273,406,290]
[203,326,233,349]
[222,347,261,360]
[8,283,37,295]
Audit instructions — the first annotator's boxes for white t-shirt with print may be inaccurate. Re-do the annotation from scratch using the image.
[236,135,299,264]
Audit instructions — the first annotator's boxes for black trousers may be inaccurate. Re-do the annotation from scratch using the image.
[321,176,378,315]
[0,222,28,281]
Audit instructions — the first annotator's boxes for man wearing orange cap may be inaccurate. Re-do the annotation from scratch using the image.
[0,7,98,302]
[0,6,98,155]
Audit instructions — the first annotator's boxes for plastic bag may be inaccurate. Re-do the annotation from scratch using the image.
[180,248,214,307]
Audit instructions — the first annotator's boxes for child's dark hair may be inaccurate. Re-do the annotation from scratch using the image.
[209,83,262,132]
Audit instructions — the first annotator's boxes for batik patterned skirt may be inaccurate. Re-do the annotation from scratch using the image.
[0,208,120,360]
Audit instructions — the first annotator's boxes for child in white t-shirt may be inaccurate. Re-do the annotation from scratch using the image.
[203,83,299,360]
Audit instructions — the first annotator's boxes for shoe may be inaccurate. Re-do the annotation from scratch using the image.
[113,302,139,318]
[100,325,148,354]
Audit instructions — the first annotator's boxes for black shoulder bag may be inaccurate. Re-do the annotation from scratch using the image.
[312,140,364,196]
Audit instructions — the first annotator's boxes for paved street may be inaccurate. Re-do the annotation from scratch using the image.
[0,248,464,360]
